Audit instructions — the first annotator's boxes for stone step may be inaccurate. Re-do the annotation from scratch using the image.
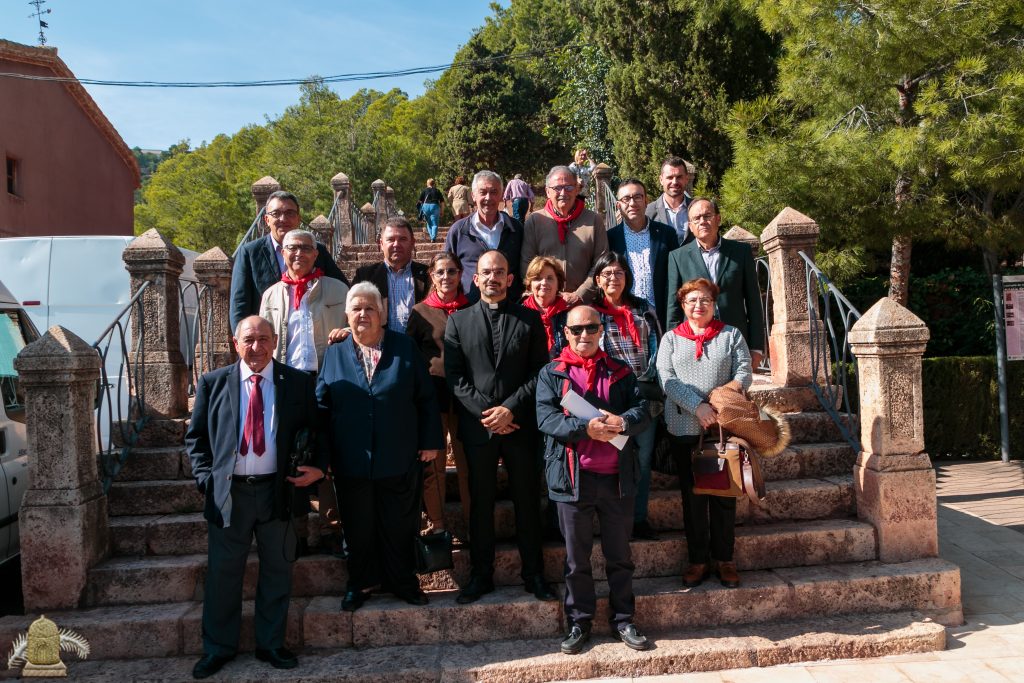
[5,558,958,661]
[107,474,856,531]
[785,411,855,445]
[111,417,188,448]
[104,446,191,482]
[93,519,878,604]
[0,609,946,676]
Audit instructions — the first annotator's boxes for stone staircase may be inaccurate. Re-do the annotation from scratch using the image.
[0,381,960,680]
[337,225,451,281]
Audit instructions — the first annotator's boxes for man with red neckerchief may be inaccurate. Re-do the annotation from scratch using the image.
[520,165,608,306]
[535,305,652,655]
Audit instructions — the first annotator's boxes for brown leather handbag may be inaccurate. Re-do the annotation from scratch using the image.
[691,424,766,504]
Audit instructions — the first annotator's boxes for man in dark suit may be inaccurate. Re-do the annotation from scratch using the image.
[443,250,556,605]
[607,178,679,329]
[229,190,349,331]
[666,198,765,367]
[645,156,694,247]
[185,315,326,679]
[353,216,430,333]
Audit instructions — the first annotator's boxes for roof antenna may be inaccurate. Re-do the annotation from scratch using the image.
[28,0,51,46]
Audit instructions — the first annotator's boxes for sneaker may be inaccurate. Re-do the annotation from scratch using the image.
[613,623,651,651]
[560,622,591,655]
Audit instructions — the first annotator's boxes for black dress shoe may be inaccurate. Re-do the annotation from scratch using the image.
[192,653,234,679]
[613,623,651,651]
[255,646,298,669]
[456,577,495,604]
[524,576,557,602]
[396,590,429,606]
[560,622,591,655]
[341,589,371,612]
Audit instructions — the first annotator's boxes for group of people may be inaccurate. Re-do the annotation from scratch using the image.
[187,156,766,677]
[416,173,538,242]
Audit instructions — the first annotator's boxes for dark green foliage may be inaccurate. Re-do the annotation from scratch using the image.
[923,356,1024,459]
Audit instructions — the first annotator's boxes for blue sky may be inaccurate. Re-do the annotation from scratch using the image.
[1,0,504,149]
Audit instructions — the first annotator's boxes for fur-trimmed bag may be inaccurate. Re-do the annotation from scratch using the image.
[691,424,766,504]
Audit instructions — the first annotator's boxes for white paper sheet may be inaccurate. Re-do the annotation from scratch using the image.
[559,389,629,450]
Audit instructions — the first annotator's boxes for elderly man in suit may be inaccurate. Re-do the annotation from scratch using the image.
[666,198,765,367]
[607,178,679,329]
[353,216,431,333]
[444,249,556,605]
[229,190,349,331]
[645,156,694,247]
[186,315,326,679]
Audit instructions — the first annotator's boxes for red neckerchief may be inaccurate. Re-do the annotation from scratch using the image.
[593,297,641,349]
[522,295,570,350]
[555,346,608,393]
[281,268,324,310]
[673,319,725,359]
[424,290,469,316]
[544,198,585,244]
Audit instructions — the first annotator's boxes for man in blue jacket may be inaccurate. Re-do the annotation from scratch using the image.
[536,306,651,655]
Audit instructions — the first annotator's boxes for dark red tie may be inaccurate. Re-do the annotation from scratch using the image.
[241,375,265,456]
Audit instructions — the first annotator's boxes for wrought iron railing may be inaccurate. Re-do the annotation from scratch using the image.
[233,206,267,258]
[755,256,773,373]
[599,179,619,226]
[178,279,211,396]
[799,250,862,453]
[93,281,150,494]
[326,191,345,260]
[351,200,373,244]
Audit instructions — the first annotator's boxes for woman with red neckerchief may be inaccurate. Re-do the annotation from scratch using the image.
[405,252,472,534]
[656,277,752,590]
[521,255,574,358]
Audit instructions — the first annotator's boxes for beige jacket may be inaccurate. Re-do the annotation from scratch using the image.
[521,206,607,302]
[259,276,349,369]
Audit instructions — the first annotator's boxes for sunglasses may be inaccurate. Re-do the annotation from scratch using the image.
[565,323,601,336]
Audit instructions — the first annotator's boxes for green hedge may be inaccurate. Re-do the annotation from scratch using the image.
[923,356,1024,459]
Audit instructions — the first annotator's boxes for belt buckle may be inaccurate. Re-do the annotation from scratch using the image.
[245,475,259,485]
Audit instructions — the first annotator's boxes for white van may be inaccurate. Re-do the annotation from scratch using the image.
[0,279,39,565]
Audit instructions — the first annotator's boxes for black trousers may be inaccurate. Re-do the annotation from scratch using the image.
[337,465,421,596]
[203,479,294,657]
[557,470,635,628]
[465,435,544,581]
[671,434,737,563]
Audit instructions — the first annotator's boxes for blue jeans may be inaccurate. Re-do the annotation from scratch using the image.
[633,420,657,524]
[510,197,530,223]
[421,203,440,240]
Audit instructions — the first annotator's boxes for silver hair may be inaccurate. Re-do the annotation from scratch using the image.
[346,281,384,312]
[234,315,274,338]
[546,165,575,186]
[283,228,316,245]
[472,170,504,192]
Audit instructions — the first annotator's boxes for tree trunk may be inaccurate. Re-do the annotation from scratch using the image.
[888,79,916,306]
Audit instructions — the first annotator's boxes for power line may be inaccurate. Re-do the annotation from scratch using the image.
[0,45,570,88]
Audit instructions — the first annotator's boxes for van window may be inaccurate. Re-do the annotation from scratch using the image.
[0,310,38,423]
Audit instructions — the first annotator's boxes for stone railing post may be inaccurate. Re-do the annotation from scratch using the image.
[122,229,189,418]
[760,207,822,387]
[361,203,377,242]
[850,298,937,562]
[371,179,388,233]
[592,163,613,222]
[309,214,334,252]
[192,247,236,373]
[385,186,399,218]
[14,327,109,609]
[724,225,759,258]
[330,172,354,246]
[251,175,281,211]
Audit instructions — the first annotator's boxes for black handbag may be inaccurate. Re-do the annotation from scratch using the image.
[415,530,453,574]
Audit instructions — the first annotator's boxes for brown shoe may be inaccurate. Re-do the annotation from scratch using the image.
[682,563,709,588]
[716,561,740,588]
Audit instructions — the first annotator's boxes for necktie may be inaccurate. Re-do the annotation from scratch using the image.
[240,375,265,456]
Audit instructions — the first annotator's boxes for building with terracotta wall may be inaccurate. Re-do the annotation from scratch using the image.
[0,39,140,238]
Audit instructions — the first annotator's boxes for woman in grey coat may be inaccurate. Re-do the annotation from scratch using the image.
[656,277,751,589]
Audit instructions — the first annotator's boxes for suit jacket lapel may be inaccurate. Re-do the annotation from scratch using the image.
[689,243,712,281]
[272,360,286,460]
[715,243,730,285]
[261,237,281,279]
[228,362,241,438]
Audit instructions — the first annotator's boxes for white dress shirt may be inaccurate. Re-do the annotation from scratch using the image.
[235,361,278,476]
[285,287,318,371]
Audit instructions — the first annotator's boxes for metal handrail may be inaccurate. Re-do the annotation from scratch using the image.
[351,201,371,244]
[232,207,267,257]
[599,179,619,226]
[326,191,344,260]
[798,250,862,452]
[755,256,773,373]
[178,279,211,397]
[93,280,150,494]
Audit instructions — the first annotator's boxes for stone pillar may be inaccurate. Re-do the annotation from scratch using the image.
[251,175,281,211]
[385,186,398,218]
[15,327,109,610]
[760,207,822,387]
[122,229,188,418]
[371,179,388,233]
[724,225,759,258]
[592,163,613,222]
[330,172,353,246]
[361,202,377,242]
[192,247,236,373]
[850,297,937,563]
[309,214,334,251]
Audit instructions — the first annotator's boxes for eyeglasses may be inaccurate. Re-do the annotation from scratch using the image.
[617,194,645,204]
[689,213,716,223]
[600,270,626,280]
[547,184,577,194]
[282,244,315,253]
[266,209,299,220]
[566,323,601,336]
[433,268,460,277]
[683,297,714,307]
